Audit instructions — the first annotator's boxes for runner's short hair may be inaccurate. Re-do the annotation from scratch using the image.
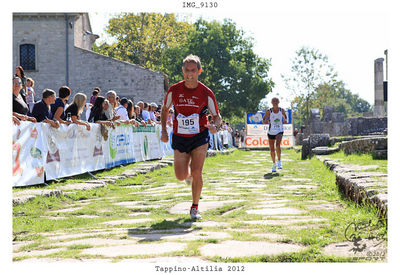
[271,97,280,103]
[183,54,201,70]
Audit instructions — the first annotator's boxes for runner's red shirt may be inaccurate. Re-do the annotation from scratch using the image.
[164,80,219,137]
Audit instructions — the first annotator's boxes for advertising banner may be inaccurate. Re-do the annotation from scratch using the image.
[130,125,163,162]
[246,109,292,125]
[246,124,293,136]
[104,124,136,168]
[42,123,107,180]
[159,126,174,157]
[12,121,46,187]
[244,135,294,148]
[13,122,170,187]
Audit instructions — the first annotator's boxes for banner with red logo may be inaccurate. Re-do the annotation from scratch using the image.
[12,121,46,187]
[244,135,294,148]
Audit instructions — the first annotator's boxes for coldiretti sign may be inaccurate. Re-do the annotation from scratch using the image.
[244,136,294,148]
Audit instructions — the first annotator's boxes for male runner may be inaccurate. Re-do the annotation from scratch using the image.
[262,97,287,172]
[160,54,221,220]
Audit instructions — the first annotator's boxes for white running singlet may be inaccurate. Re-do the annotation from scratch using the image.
[268,107,284,135]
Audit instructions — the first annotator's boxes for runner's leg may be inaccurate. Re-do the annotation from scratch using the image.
[275,134,283,161]
[173,150,191,181]
[269,139,276,164]
[189,143,208,205]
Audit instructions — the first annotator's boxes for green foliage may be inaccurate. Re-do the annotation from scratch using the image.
[93,14,274,120]
[182,18,274,119]
[92,13,192,72]
[282,47,371,127]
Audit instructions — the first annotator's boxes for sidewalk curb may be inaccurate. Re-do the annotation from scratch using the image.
[316,156,387,217]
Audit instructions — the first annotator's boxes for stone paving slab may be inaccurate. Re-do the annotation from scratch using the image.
[15,258,110,263]
[200,240,304,258]
[44,230,126,241]
[279,184,317,190]
[47,207,83,213]
[100,218,153,226]
[246,207,306,215]
[243,217,328,226]
[113,201,146,207]
[252,233,287,240]
[58,182,107,190]
[305,204,343,211]
[81,242,187,257]
[13,189,62,206]
[56,237,138,247]
[322,238,387,260]
[13,247,67,257]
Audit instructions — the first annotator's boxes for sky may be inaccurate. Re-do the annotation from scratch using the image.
[88,1,390,109]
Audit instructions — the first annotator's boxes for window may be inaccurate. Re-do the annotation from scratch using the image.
[20,44,36,71]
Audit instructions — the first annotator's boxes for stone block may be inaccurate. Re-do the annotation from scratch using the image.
[301,138,310,160]
[311,146,340,155]
[309,134,330,148]
[322,106,334,122]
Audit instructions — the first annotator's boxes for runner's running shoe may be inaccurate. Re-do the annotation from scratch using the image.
[190,207,202,220]
[277,160,283,169]
[185,176,193,185]
[272,163,277,172]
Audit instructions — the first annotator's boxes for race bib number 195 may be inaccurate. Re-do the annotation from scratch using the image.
[177,113,200,135]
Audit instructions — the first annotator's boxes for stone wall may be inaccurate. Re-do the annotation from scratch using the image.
[304,106,387,138]
[13,13,73,99]
[339,137,387,159]
[70,47,165,104]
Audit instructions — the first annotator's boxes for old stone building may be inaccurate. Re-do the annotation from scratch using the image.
[13,13,165,104]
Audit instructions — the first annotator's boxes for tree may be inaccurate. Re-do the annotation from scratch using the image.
[291,81,372,126]
[92,13,192,72]
[94,14,273,120]
[162,18,274,119]
[282,47,338,125]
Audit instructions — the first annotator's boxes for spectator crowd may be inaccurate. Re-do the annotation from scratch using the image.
[12,65,240,149]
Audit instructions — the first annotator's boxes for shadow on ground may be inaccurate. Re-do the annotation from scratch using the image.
[127,218,198,242]
[264,173,282,179]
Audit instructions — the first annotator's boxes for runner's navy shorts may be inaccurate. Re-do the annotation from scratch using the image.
[172,129,210,153]
[268,132,284,140]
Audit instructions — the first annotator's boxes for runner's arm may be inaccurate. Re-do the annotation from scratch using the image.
[160,90,173,142]
[262,110,270,124]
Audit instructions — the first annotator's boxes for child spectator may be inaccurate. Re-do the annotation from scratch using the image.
[25,78,36,113]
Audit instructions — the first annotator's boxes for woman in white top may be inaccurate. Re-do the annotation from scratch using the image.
[262,97,287,172]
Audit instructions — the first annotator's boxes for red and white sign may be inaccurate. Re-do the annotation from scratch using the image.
[244,135,294,148]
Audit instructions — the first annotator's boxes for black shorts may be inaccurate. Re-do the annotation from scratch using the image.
[268,132,284,140]
[172,129,210,153]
